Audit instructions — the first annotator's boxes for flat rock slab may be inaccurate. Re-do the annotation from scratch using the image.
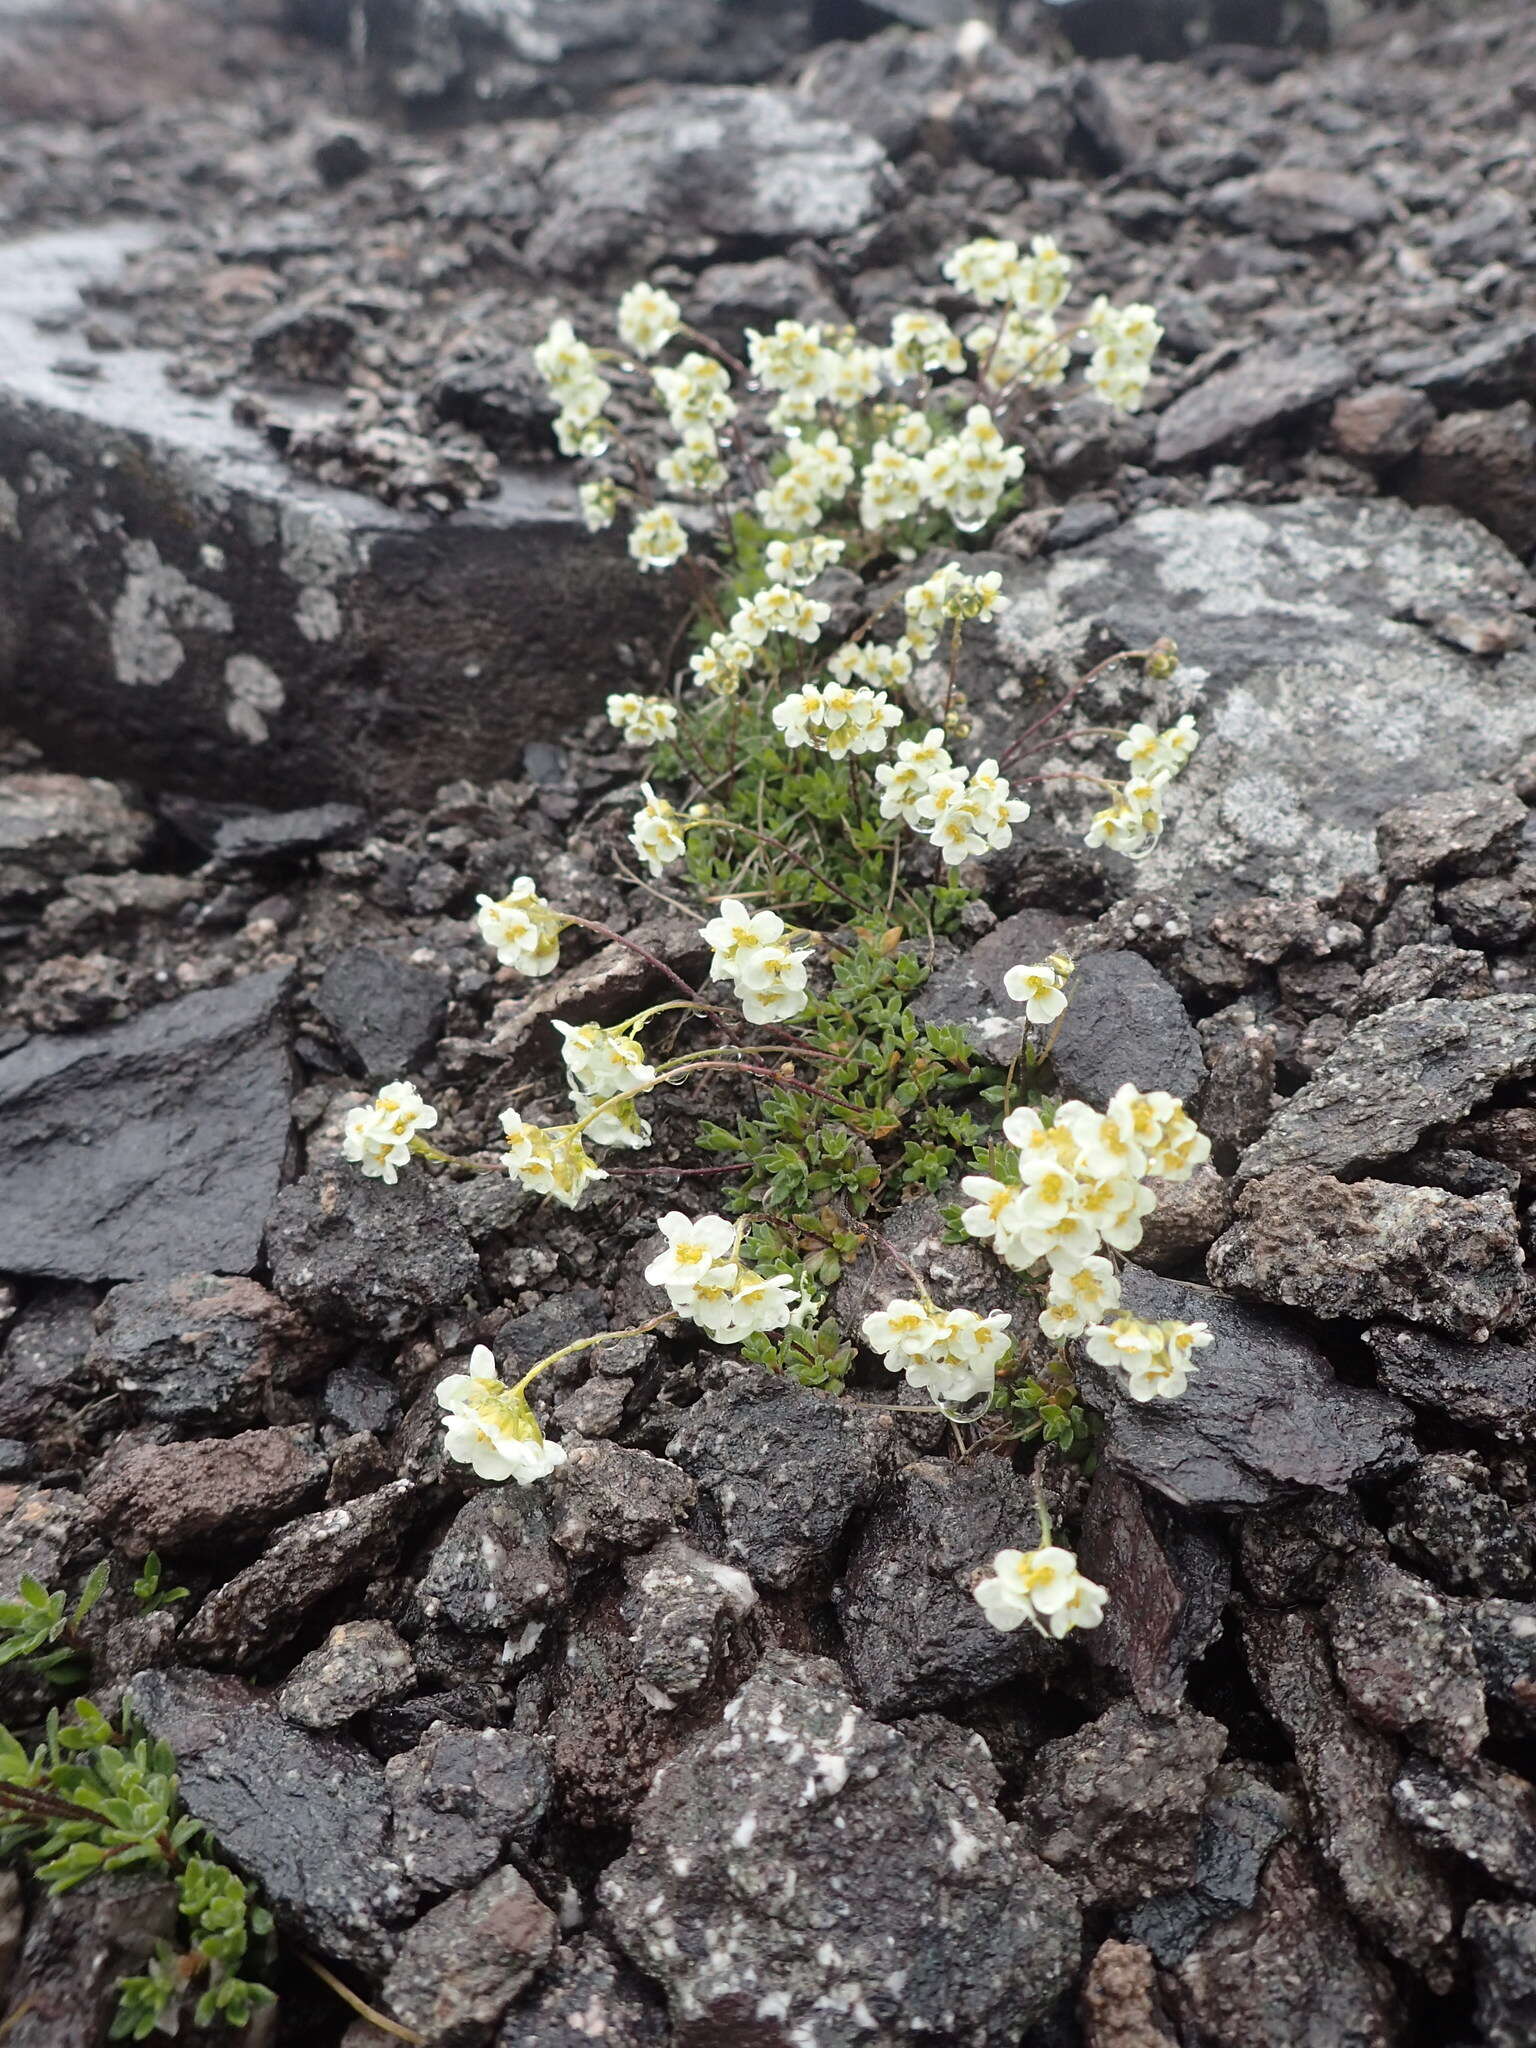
[967,499,1536,911]
[0,968,292,1284]
[1078,1266,1416,1510]
[1239,995,1536,1181]
[0,228,678,808]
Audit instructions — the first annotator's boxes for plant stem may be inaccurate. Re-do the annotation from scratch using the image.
[511,1313,676,1398]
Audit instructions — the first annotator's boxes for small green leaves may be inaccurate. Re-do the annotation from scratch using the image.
[0,1560,107,1687]
[132,1554,190,1614]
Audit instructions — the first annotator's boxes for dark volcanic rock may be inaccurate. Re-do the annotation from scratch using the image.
[547,1438,695,1566]
[1347,941,1491,1020]
[1363,1324,1536,1442]
[1466,1598,1536,1733]
[1392,1755,1536,1898]
[0,968,292,1284]
[1154,345,1354,466]
[382,1866,558,2044]
[833,1457,1051,1717]
[89,1273,326,1432]
[1118,1765,1295,1970]
[1,1872,176,2048]
[1078,1466,1229,1712]
[620,1538,758,1704]
[0,1284,96,1441]
[1079,1937,1179,2046]
[1387,1454,1534,1597]
[1208,1168,1526,1340]
[1413,316,1536,410]
[1203,166,1389,244]
[417,1488,570,1632]
[0,1483,97,1603]
[666,1366,895,1589]
[1237,996,1536,1181]
[1077,1266,1415,1510]
[1322,1555,1487,1767]
[128,1664,416,1967]
[1167,1840,1404,2048]
[601,1651,1081,2046]
[0,770,152,903]
[1408,402,1536,558]
[1375,784,1528,884]
[314,943,447,1077]
[1049,949,1205,1108]
[1467,1901,1536,2048]
[278,1618,416,1730]
[183,1479,423,1666]
[501,1931,667,2048]
[1020,1701,1226,1909]
[1243,1607,1459,1989]
[1239,1492,1386,1606]
[386,1723,552,1894]
[88,1425,327,1553]
[266,1168,479,1339]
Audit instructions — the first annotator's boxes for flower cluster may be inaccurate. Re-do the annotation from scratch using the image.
[607,693,678,747]
[342,1081,437,1185]
[500,1108,608,1208]
[1086,716,1202,861]
[556,1019,656,1149]
[1084,297,1163,413]
[771,682,902,760]
[645,1212,799,1344]
[919,404,1026,533]
[702,898,812,1025]
[476,879,562,977]
[436,1345,567,1485]
[861,1299,1012,1411]
[960,1085,1212,1348]
[753,428,858,532]
[1084,1314,1212,1402]
[532,319,610,457]
[628,505,689,573]
[901,563,1007,658]
[918,758,1031,867]
[730,583,830,646]
[617,281,681,359]
[630,784,690,875]
[1003,953,1073,1027]
[973,1544,1108,1638]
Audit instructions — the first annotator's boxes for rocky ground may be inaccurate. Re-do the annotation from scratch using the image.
[4,1,1536,2043]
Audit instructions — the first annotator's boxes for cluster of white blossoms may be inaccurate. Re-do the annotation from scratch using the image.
[500,1108,608,1208]
[861,1299,1012,1412]
[973,1544,1108,1639]
[555,1019,656,1150]
[606,692,678,747]
[902,562,1007,657]
[342,1081,438,1185]
[1084,1315,1212,1402]
[645,1212,799,1344]
[688,631,756,698]
[766,535,844,587]
[753,428,857,533]
[1004,953,1074,1027]
[617,281,681,360]
[920,759,1032,868]
[919,404,1027,533]
[771,681,903,760]
[702,898,812,1025]
[436,1345,567,1486]
[1083,297,1163,414]
[476,878,563,978]
[960,1084,1213,1371]
[1086,716,1201,861]
[628,505,689,573]
[532,318,611,458]
[730,583,831,646]
[630,784,690,876]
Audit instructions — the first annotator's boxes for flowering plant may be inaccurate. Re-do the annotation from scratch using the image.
[338,244,1217,1649]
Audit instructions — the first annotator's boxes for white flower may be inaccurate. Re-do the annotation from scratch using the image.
[701,898,786,981]
[1115,716,1199,779]
[476,878,562,976]
[606,693,678,746]
[653,352,735,432]
[631,784,689,875]
[688,633,755,697]
[579,479,618,532]
[644,1210,739,1295]
[771,683,902,760]
[973,1545,1107,1638]
[616,281,681,358]
[656,425,728,497]
[887,308,965,379]
[1085,1314,1211,1403]
[731,584,831,646]
[500,1110,607,1208]
[1003,958,1071,1026]
[556,1020,656,1103]
[874,727,952,827]
[920,407,1025,533]
[764,536,844,587]
[342,1080,438,1185]
[862,1297,1010,1409]
[689,1266,800,1343]
[436,1345,567,1486]
[916,759,1030,866]
[858,439,927,529]
[627,505,689,573]
[733,942,810,1025]
[943,236,1027,306]
[1038,1254,1120,1341]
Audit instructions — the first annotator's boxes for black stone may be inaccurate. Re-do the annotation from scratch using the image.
[314,943,447,1077]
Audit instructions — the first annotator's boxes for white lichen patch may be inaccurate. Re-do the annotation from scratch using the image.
[111,538,233,687]
[224,654,285,743]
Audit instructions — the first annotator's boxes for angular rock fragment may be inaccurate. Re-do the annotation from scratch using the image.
[0,770,153,904]
[0,968,293,1284]
[0,1483,98,1603]
[183,1480,424,1666]
[1322,1555,1487,1767]
[89,1273,327,1432]
[0,1284,97,1441]
[1364,1324,1536,1442]
[1237,996,1536,1181]
[666,1365,895,1588]
[1078,1466,1229,1712]
[1375,784,1528,884]
[1203,166,1390,243]
[1387,1454,1533,1597]
[1119,1766,1295,1969]
[1167,1841,1404,2048]
[1047,948,1205,1108]
[834,1458,1051,1717]
[1392,1755,1536,1898]
[279,1620,416,1730]
[382,1867,558,2043]
[314,943,447,1077]
[1020,1701,1226,1908]
[88,1426,327,1554]
[601,1651,1081,2045]
[1079,1939,1178,2048]
[1238,1492,1386,1606]
[129,1665,417,1968]
[1466,1598,1536,1733]
[547,1439,695,1566]
[266,1169,479,1340]
[1208,1168,1525,1340]
[1078,1267,1414,1511]
[417,1488,569,1634]
[1154,344,1354,466]
[386,1724,552,1895]
[1467,1901,1536,2048]
[500,1931,668,2048]
[1,1872,176,2048]
[1133,1166,1233,1271]
[1243,1607,1459,1987]
[619,1538,758,1704]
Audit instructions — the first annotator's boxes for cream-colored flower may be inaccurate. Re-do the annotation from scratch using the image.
[342,1079,438,1185]
[579,479,618,532]
[1038,1254,1120,1341]
[606,693,678,746]
[475,878,562,976]
[616,280,681,358]
[973,1545,1107,1638]
[1003,958,1071,1026]
[436,1344,567,1485]
[627,505,689,573]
